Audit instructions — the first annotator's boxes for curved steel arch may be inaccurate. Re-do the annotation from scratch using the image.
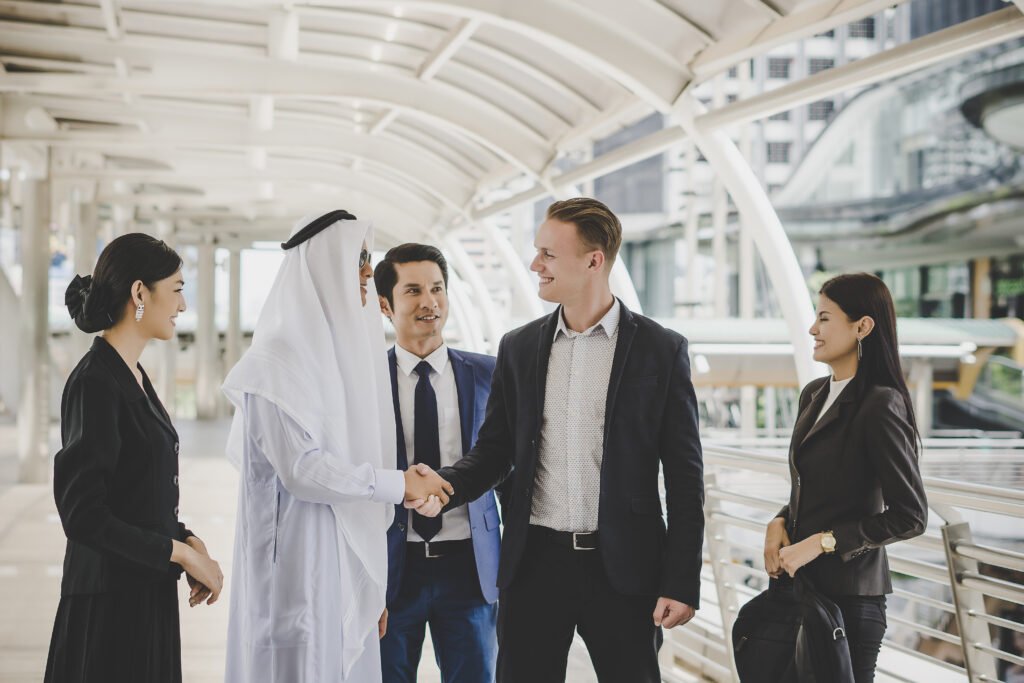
[334,0,694,111]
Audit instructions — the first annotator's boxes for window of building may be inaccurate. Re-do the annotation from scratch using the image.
[727,66,738,78]
[808,100,835,121]
[768,110,790,121]
[808,58,834,75]
[815,29,835,38]
[767,57,791,79]
[766,142,791,164]
[849,17,875,38]
[727,94,738,104]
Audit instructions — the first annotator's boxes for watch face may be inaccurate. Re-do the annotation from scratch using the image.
[823,535,836,550]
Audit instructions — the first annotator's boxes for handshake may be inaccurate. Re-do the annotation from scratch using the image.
[402,463,454,518]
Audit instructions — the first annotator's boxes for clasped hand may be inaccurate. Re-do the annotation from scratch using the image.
[403,463,454,518]
[764,517,823,578]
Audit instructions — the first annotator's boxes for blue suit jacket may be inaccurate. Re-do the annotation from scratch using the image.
[386,347,501,605]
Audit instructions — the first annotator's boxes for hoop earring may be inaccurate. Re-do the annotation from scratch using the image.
[856,337,863,360]
[135,302,145,322]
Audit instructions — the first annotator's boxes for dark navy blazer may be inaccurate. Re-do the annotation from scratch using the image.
[385,347,502,605]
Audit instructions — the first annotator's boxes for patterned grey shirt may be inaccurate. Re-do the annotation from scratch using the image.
[530,299,621,532]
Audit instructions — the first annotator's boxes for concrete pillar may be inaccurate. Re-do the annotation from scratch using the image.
[910,360,933,439]
[18,179,51,483]
[711,75,729,318]
[683,140,700,317]
[194,240,219,419]
[70,202,99,361]
[155,222,178,416]
[764,386,777,438]
[225,247,243,375]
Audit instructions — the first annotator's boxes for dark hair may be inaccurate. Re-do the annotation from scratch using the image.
[373,243,449,309]
[65,233,182,333]
[819,273,921,449]
[546,197,622,266]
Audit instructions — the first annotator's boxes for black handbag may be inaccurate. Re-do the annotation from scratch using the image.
[793,573,855,683]
[732,578,800,683]
[732,574,855,683]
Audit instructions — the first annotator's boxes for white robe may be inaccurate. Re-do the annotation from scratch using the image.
[225,395,404,683]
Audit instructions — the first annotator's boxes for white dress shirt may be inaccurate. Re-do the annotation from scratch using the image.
[530,299,620,532]
[816,375,854,423]
[394,343,472,542]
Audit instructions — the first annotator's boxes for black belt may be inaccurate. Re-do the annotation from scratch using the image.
[530,525,599,551]
[407,539,473,559]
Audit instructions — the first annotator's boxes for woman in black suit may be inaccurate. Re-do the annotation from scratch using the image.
[45,233,224,683]
[763,273,928,683]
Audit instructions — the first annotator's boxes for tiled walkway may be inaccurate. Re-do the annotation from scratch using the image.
[0,418,604,682]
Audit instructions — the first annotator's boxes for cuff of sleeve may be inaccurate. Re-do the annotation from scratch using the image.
[372,468,406,505]
[833,520,867,562]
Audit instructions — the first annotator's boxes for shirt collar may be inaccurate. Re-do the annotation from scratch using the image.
[395,342,449,377]
[554,298,621,341]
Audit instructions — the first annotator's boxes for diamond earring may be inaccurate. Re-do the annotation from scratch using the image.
[135,302,145,322]
[856,337,863,360]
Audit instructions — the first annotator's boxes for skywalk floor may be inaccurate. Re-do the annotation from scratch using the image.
[0,418,612,682]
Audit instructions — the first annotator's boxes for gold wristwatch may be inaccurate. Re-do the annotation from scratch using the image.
[821,530,837,554]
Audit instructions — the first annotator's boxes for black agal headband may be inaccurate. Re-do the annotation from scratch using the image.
[280,210,358,250]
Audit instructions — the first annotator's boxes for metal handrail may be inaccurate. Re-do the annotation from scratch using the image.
[678,440,1024,682]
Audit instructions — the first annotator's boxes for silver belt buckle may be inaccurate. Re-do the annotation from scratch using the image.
[572,532,595,551]
[424,542,442,558]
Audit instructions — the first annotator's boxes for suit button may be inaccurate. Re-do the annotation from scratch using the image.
[172,475,179,486]
[398,523,406,532]
[173,506,179,517]
[174,442,180,455]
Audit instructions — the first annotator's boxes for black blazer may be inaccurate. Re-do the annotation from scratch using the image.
[438,302,705,606]
[53,336,193,595]
[777,373,928,596]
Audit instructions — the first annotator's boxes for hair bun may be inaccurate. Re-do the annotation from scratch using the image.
[65,274,92,321]
[65,274,109,333]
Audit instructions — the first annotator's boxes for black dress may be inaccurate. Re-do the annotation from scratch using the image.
[45,337,194,683]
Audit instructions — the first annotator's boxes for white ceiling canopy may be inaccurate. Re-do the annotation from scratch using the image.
[1,0,1000,245]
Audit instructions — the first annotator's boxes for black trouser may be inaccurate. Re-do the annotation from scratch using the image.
[496,526,662,683]
[832,595,887,683]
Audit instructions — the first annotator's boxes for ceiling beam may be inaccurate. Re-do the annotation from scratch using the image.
[0,63,552,175]
[689,0,910,80]
[98,0,123,40]
[418,17,480,81]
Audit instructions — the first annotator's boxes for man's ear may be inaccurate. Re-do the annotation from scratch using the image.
[378,295,393,319]
[588,250,606,271]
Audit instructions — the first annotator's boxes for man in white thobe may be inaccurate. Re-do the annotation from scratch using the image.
[222,211,451,682]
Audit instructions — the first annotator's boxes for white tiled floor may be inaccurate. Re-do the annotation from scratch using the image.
[0,418,603,682]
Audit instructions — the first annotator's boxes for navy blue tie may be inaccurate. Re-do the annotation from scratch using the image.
[413,361,442,541]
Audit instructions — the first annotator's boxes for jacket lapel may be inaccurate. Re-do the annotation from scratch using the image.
[604,300,637,444]
[138,366,178,440]
[448,349,474,455]
[791,379,828,454]
[388,348,408,470]
[798,374,863,451]
[534,309,559,435]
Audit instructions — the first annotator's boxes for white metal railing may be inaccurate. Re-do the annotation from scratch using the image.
[662,443,1024,683]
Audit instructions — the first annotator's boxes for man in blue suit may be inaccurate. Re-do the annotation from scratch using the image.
[374,243,501,683]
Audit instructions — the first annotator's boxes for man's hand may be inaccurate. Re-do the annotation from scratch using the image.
[404,495,444,518]
[653,597,695,629]
[378,608,388,639]
[404,463,454,506]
